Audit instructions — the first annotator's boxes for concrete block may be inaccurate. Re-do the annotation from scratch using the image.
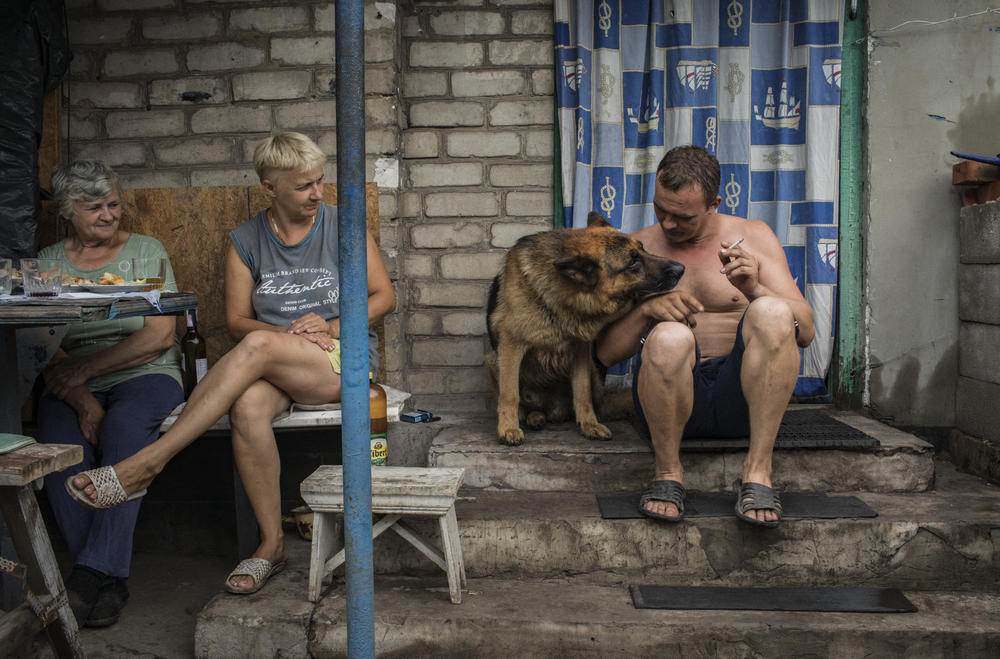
[274,101,338,129]
[410,42,483,68]
[143,13,221,40]
[506,191,552,216]
[490,164,552,187]
[194,585,313,659]
[98,0,173,9]
[489,99,553,126]
[430,11,505,35]
[405,369,450,395]
[531,68,554,95]
[366,30,395,63]
[402,72,448,98]
[406,311,438,335]
[524,129,553,157]
[401,14,422,39]
[957,376,1000,442]
[409,163,483,187]
[233,71,311,101]
[364,65,395,95]
[230,6,309,32]
[68,17,133,45]
[441,311,488,335]
[191,105,271,134]
[488,39,553,66]
[190,168,261,188]
[958,264,1000,323]
[512,9,553,35]
[187,43,266,72]
[959,200,1000,264]
[270,37,335,66]
[69,112,101,140]
[425,192,498,217]
[403,254,435,278]
[491,221,548,247]
[153,137,235,166]
[378,192,399,219]
[103,49,179,78]
[403,132,439,158]
[410,101,484,127]
[400,191,423,217]
[410,223,486,249]
[447,366,493,392]
[106,110,185,138]
[366,96,398,127]
[69,82,142,109]
[439,252,504,279]
[69,51,94,77]
[409,393,490,415]
[447,132,520,158]
[959,322,1000,384]
[70,141,148,167]
[366,128,397,155]
[411,338,487,366]
[949,429,1000,484]
[149,77,229,105]
[452,70,525,97]
[413,281,489,307]
[117,170,188,190]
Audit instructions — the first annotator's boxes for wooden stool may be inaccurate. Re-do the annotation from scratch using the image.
[0,441,84,658]
[300,466,466,604]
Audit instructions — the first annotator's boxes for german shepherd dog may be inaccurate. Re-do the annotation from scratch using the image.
[485,212,685,445]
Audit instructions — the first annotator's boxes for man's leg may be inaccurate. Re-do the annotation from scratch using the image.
[739,296,800,523]
[636,322,697,518]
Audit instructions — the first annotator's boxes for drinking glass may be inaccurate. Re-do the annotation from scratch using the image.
[0,258,11,296]
[132,257,166,290]
[21,258,63,297]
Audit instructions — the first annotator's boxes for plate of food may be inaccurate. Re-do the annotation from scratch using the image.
[75,272,155,293]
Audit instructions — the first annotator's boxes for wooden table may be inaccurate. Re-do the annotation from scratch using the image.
[0,292,196,658]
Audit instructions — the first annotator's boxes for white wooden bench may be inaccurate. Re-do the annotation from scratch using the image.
[300,465,466,604]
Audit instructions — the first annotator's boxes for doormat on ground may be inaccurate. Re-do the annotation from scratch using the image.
[629,585,917,613]
[597,491,877,519]
[679,409,879,451]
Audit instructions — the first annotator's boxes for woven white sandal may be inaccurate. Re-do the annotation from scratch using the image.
[225,558,287,595]
[64,466,147,511]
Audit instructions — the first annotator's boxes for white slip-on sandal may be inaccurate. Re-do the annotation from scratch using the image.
[64,466,147,511]
[225,558,287,595]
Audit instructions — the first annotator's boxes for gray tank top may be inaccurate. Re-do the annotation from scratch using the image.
[229,203,379,368]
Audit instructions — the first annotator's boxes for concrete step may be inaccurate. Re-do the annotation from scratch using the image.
[361,461,1000,591]
[195,572,1000,658]
[428,407,935,493]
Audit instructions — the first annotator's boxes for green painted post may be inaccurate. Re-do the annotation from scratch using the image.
[834,1,866,408]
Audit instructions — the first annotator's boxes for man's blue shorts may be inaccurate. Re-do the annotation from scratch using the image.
[632,316,751,440]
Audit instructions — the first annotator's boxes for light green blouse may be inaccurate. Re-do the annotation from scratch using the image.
[39,234,183,393]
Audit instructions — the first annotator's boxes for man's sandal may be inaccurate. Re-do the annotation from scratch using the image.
[225,558,287,595]
[734,479,783,527]
[64,466,146,511]
[638,479,686,522]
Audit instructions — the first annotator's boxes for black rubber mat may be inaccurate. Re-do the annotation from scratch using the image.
[597,491,877,519]
[629,585,917,613]
[680,409,879,450]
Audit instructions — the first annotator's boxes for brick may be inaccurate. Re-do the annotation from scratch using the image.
[952,160,1000,185]
[402,72,448,98]
[271,37,335,66]
[430,11,505,35]
[374,157,400,190]
[365,2,397,29]
[452,71,525,97]
[411,338,485,366]
[960,201,1000,264]
[69,82,142,109]
[233,71,311,101]
[960,322,1000,384]
[230,7,309,33]
[154,137,234,166]
[410,163,483,187]
[410,101,484,127]
[404,132,439,159]
[103,49,179,78]
[364,65,395,95]
[106,110,185,138]
[440,252,504,279]
[447,132,520,158]
[403,255,436,278]
[366,31,395,63]
[191,105,271,134]
[401,15,422,38]
[425,192,498,217]
[412,393,488,414]
[442,311,488,336]
[190,168,261,187]
[378,193,398,220]
[406,311,438,335]
[69,112,102,140]
[531,68,554,95]
[491,221,548,247]
[405,370,449,394]
[187,43,266,72]
[490,164,552,187]
[512,10,553,35]
[367,128,398,155]
[411,223,485,248]
[98,0,173,9]
[69,51,94,77]
[366,96,398,127]
[69,17,133,45]
[488,39,553,66]
[524,130,553,158]
[506,191,553,216]
[413,282,488,308]
[490,99,553,126]
[149,77,229,106]
[143,14,221,40]
[274,101,338,129]
[409,42,483,68]
[70,141,148,167]
[117,170,188,190]
[448,367,493,393]
[400,192,422,217]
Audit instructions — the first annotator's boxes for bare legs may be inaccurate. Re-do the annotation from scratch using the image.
[637,297,800,522]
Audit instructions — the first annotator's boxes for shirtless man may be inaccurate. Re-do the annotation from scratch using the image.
[596,146,815,526]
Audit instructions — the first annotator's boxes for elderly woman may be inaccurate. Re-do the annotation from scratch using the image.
[37,159,183,627]
[65,132,396,595]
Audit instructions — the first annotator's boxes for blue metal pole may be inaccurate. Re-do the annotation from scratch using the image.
[335,1,374,657]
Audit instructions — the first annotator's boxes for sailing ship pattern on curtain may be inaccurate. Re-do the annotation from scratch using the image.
[554,0,842,398]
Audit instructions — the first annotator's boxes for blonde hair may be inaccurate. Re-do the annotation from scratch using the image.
[253,132,327,183]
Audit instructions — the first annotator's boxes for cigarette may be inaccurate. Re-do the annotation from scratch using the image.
[728,237,744,249]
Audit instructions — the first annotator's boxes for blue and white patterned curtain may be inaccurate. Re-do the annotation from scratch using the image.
[554,0,842,399]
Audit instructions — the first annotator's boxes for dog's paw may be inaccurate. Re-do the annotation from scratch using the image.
[525,410,546,430]
[497,426,525,446]
[579,421,613,441]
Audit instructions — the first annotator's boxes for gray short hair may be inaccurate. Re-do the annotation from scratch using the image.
[50,160,121,219]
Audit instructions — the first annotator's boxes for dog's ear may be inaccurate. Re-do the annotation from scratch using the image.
[554,254,601,287]
[586,212,612,229]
